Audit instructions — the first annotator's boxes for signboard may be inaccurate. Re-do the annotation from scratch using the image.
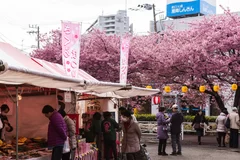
[119,37,130,84]
[166,0,216,18]
[200,0,216,15]
[62,21,81,78]
[64,92,72,103]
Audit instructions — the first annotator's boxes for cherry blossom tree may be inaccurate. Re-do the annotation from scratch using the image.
[31,12,240,111]
[152,12,240,110]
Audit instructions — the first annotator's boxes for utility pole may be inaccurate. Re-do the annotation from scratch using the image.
[27,24,40,49]
[152,4,157,32]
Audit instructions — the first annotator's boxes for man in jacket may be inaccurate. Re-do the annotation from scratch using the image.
[170,104,184,156]
[42,105,67,160]
[229,107,240,148]
[101,111,119,160]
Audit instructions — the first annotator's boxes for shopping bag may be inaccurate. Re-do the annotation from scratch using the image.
[63,137,70,153]
[225,134,230,144]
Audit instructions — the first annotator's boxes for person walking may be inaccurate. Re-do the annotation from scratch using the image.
[156,107,170,156]
[58,109,77,160]
[91,112,102,160]
[121,110,146,160]
[42,105,67,160]
[101,111,119,160]
[216,110,227,147]
[229,107,240,148]
[170,104,184,156]
[192,110,208,145]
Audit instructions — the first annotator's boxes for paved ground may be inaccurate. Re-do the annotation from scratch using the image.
[143,134,240,160]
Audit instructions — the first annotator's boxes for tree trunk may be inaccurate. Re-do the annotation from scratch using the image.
[233,86,240,108]
[213,93,225,111]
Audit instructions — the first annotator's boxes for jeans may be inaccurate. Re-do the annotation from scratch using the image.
[104,140,117,160]
[217,132,226,146]
[158,139,167,154]
[230,128,239,148]
[62,152,70,160]
[51,146,63,160]
[171,133,181,153]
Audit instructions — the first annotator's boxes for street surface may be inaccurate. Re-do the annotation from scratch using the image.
[143,134,240,160]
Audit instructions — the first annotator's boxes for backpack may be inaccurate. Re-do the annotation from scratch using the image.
[225,117,230,129]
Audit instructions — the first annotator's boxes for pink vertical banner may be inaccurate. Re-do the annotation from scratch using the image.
[120,36,130,84]
[62,21,81,78]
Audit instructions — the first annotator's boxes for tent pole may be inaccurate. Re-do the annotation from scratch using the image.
[16,87,19,160]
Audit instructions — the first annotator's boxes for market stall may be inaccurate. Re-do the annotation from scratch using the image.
[0,42,126,160]
[0,41,161,160]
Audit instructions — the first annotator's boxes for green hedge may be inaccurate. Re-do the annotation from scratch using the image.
[135,114,217,122]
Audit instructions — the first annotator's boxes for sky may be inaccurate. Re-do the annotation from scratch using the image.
[0,0,238,52]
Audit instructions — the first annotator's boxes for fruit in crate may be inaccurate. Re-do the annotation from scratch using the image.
[18,137,27,143]
[33,137,44,142]
[0,140,3,146]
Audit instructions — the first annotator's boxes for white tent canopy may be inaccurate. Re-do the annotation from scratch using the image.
[0,42,125,93]
[88,86,160,99]
[0,42,160,97]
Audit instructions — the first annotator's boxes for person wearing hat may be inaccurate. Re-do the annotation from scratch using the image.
[169,104,184,156]
[229,107,240,148]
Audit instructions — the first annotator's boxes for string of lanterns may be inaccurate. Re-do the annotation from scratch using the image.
[146,84,238,93]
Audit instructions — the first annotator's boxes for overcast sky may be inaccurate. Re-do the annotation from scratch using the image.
[0,0,238,52]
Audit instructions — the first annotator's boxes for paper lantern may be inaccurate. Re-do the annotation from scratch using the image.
[146,85,152,89]
[164,86,171,93]
[182,86,188,93]
[199,85,206,93]
[213,85,220,92]
[153,96,161,105]
[134,108,138,114]
[232,84,238,91]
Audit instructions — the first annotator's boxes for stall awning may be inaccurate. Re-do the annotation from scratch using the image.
[31,58,98,82]
[0,42,85,88]
[0,42,126,93]
[88,86,160,98]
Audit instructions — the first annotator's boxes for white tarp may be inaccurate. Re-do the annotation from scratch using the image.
[0,42,125,93]
[0,42,160,97]
[90,86,160,99]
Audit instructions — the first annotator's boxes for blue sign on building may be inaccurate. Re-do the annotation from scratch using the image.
[166,0,216,18]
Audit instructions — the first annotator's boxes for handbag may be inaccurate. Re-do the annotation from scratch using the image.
[162,124,170,132]
[63,137,70,153]
[225,117,230,129]
[193,123,204,129]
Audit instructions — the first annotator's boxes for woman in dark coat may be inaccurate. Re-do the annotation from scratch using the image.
[192,110,208,145]
[156,107,170,156]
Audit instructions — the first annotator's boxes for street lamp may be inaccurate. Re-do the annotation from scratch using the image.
[129,4,163,32]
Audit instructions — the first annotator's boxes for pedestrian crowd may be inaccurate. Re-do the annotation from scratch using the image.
[156,104,240,157]
[42,103,148,160]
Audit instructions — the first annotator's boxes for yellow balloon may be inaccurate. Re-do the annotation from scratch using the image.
[213,85,220,92]
[199,85,206,93]
[232,84,238,91]
[164,86,171,93]
[182,86,188,93]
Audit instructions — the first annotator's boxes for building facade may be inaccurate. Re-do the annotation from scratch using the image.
[86,10,130,35]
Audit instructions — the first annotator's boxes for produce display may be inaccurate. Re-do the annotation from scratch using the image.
[0,137,50,159]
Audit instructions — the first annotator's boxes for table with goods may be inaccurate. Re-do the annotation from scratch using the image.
[0,137,51,160]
